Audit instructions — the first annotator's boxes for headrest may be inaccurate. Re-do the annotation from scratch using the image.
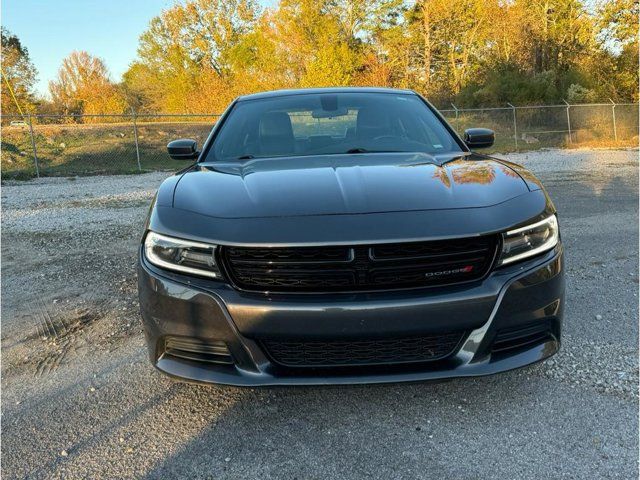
[356,106,390,138]
[259,111,293,139]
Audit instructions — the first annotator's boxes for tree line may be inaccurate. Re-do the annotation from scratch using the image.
[1,0,638,118]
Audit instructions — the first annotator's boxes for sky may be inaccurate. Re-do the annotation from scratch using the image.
[2,0,177,97]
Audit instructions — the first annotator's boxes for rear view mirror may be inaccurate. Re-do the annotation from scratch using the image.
[463,128,495,149]
[311,107,349,119]
[167,139,199,160]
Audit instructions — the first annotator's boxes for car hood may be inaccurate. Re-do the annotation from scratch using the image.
[172,152,531,219]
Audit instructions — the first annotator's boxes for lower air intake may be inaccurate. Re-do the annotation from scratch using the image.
[262,332,465,368]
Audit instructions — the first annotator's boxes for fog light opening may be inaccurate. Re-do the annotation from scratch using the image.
[163,336,234,365]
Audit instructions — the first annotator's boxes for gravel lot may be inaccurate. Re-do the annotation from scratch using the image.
[2,148,638,479]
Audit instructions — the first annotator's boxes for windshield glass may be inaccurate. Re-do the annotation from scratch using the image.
[207,92,463,161]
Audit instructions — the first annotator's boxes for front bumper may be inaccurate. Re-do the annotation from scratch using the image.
[137,246,564,386]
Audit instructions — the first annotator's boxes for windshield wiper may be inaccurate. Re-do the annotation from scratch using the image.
[345,148,402,154]
[236,154,255,160]
[345,148,369,154]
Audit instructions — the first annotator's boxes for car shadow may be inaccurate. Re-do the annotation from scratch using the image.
[139,370,539,479]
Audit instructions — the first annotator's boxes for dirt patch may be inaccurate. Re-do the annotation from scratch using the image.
[0,173,161,384]
[4,293,143,379]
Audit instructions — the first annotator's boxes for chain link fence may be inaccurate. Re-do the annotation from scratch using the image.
[1,113,220,179]
[1,102,638,179]
[440,102,639,152]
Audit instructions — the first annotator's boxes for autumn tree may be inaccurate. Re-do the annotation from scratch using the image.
[1,28,38,116]
[456,0,604,105]
[49,51,126,117]
[123,0,404,110]
[121,0,638,110]
[266,0,360,87]
[587,0,640,101]
[124,0,259,113]
[409,0,495,96]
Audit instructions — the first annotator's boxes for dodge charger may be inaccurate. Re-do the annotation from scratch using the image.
[138,87,564,386]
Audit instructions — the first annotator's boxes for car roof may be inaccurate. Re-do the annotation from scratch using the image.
[236,87,417,102]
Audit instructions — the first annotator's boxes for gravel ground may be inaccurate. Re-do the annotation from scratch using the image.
[1,148,638,479]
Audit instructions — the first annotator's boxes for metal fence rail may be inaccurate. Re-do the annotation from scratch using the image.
[1,102,638,179]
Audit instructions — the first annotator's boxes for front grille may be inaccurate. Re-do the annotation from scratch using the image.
[221,235,498,292]
[262,332,465,368]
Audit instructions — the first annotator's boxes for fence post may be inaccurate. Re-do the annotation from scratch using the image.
[609,99,618,142]
[27,113,40,178]
[451,103,460,132]
[131,107,142,172]
[507,102,518,151]
[562,100,572,145]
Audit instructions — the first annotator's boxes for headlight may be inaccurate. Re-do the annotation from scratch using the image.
[498,215,559,266]
[144,231,222,278]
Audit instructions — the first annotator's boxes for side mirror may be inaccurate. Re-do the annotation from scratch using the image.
[167,139,199,160]
[463,128,494,149]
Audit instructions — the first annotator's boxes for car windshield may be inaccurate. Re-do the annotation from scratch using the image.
[206,92,463,161]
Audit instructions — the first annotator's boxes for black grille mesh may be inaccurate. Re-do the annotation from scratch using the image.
[222,236,498,292]
[262,332,465,368]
